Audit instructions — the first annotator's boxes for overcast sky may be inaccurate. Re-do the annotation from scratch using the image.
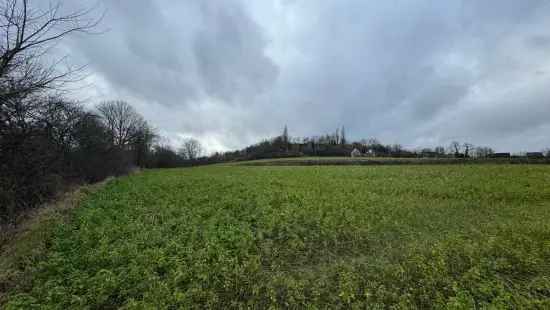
[59,0,550,153]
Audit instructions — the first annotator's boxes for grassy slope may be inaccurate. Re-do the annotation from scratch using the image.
[4,165,550,308]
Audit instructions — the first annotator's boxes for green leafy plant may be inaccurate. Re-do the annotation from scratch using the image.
[5,165,550,308]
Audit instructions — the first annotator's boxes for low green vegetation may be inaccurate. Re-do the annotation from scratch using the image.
[0,182,106,305]
[4,165,550,308]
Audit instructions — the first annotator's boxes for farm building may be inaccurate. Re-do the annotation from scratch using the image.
[526,152,544,159]
[489,153,511,158]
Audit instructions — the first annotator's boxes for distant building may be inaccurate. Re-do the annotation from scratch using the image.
[350,148,362,157]
[526,152,544,159]
[489,153,511,158]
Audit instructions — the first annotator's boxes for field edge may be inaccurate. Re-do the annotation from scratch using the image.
[0,179,112,306]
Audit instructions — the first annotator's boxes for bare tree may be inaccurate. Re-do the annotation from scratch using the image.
[1,0,101,147]
[463,143,474,158]
[390,144,403,156]
[0,1,102,223]
[96,100,147,147]
[0,0,101,98]
[39,96,84,153]
[365,138,380,146]
[449,141,461,157]
[178,138,203,160]
[474,146,494,158]
[133,124,157,167]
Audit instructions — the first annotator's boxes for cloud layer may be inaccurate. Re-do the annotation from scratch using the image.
[63,0,550,153]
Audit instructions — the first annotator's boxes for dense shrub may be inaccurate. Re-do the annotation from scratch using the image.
[0,98,154,224]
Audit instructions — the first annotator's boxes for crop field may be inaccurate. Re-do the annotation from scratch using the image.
[4,165,550,308]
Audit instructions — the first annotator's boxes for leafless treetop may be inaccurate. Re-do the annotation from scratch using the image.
[97,100,147,147]
[0,0,102,97]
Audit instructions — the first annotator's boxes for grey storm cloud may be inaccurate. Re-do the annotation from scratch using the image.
[67,0,277,106]
[193,2,278,102]
[62,0,550,153]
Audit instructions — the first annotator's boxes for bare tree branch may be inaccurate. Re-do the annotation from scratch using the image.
[96,100,147,148]
[178,138,204,160]
[0,0,102,97]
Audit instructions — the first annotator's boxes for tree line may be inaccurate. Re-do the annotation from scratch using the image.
[0,0,204,225]
[207,126,549,162]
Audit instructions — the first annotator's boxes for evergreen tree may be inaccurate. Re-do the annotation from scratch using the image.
[282,125,289,151]
[341,126,347,145]
[282,125,289,144]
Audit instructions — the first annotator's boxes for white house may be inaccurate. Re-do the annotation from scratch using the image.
[350,148,362,157]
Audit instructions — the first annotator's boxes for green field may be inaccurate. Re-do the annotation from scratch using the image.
[4,165,550,308]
